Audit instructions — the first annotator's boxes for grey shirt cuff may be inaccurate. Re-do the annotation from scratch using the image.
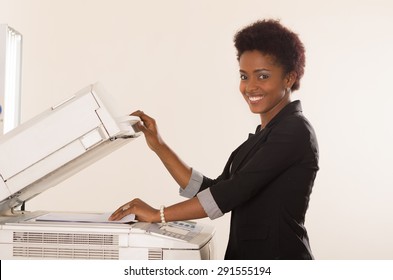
[179,168,204,198]
[197,188,224,220]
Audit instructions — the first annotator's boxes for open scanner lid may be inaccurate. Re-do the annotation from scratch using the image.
[0,83,141,214]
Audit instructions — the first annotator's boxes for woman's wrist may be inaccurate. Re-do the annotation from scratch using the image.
[154,142,171,159]
[149,137,165,153]
[150,208,161,223]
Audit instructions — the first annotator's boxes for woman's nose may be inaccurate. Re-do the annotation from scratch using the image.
[246,78,259,92]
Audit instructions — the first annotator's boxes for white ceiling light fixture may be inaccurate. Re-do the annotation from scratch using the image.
[0,24,22,135]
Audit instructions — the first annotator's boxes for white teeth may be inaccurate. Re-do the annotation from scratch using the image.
[248,96,264,102]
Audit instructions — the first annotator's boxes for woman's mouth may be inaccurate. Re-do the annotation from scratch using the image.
[247,95,264,103]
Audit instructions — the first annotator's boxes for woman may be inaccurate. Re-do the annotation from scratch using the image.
[110,19,319,260]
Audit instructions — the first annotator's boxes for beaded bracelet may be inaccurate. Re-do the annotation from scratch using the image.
[160,205,167,226]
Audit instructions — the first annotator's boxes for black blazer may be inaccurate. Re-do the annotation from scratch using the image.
[200,101,319,259]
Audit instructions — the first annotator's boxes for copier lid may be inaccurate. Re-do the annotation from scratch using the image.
[0,83,140,214]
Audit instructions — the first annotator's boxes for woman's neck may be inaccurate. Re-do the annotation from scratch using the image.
[259,96,291,128]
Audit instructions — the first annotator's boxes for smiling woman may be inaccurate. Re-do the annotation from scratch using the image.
[235,19,305,128]
[238,51,295,125]
[110,19,319,260]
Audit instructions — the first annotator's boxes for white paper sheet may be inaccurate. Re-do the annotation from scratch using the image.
[35,212,136,224]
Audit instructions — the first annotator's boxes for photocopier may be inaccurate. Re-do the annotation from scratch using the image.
[0,84,214,260]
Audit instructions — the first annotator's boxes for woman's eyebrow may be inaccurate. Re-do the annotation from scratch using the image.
[239,68,271,73]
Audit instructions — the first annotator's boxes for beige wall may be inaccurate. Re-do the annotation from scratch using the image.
[1,0,393,259]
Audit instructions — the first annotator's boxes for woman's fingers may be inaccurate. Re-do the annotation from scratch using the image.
[108,198,157,222]
[109,201,132,221]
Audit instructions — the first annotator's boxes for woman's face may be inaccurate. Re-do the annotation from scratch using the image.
[239,50,294,124]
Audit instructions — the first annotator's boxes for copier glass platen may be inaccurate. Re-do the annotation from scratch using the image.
[0,83,214,260]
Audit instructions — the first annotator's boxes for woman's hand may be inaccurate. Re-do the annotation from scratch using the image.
[131,110,165,153]
[108,198,160,222]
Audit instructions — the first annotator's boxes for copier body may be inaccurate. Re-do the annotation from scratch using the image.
[0,84,214,260]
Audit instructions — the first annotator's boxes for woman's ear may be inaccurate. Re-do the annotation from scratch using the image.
[286,71,297,89]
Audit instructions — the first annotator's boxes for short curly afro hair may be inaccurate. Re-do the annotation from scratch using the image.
[234,19,305,91]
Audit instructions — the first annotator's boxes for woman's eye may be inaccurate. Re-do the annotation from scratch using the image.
[259,74,269,80]
[240,74,247,80]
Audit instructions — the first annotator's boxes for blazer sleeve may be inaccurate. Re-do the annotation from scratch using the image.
[209,116,314,214]
[198,143,243,191]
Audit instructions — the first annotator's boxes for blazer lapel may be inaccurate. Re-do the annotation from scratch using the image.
[229,127,271,175]
[228,101,303,176]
